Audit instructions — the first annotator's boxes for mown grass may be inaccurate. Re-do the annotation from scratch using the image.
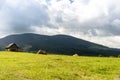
[0,51,120,80]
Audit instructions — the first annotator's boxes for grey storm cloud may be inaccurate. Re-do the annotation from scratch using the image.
[0,0,118,36]
[0,0,120,48]
[0,0,51,33]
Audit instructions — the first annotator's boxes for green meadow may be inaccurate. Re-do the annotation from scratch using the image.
[0,51,120,80]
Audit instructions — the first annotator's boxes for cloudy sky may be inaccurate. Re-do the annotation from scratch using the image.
[0,0,120,48]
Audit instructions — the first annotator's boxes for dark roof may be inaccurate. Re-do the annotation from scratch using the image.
[6,43,19,49]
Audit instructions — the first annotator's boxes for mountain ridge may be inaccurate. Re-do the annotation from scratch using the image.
[0,33,119,56]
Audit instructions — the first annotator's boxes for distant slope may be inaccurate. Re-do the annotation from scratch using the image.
[0,33,120,56]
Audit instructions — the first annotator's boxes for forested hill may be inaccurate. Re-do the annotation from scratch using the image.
[0,33,119,56]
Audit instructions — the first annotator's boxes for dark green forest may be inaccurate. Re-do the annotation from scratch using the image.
[0,33,120,56]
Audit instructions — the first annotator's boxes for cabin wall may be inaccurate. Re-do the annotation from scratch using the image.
[7,48,19,52]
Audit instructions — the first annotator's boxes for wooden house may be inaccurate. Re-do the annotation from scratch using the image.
[5,43,20,52]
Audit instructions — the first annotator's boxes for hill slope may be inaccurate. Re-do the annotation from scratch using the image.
[0,33,120,56]
[0,51,120,80]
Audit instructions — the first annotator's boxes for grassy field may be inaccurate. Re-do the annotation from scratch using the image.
[0,51,120,80]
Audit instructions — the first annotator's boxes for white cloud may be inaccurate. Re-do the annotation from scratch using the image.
[0,0,120,48]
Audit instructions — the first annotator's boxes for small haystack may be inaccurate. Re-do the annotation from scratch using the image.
[73,54,79,56]
[37,50,47,55]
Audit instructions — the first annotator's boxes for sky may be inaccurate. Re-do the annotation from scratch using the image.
[0,0,120,48]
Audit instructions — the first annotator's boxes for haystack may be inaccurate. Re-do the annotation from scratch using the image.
[73,54,79,56]
[37,50,47,55]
